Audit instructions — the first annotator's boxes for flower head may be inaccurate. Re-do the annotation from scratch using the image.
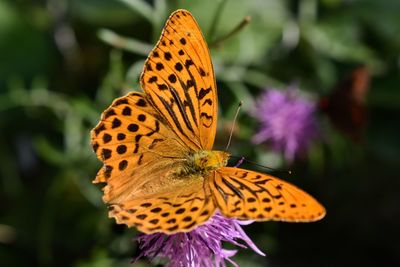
[252,88,318,161]
[136,213,264,267]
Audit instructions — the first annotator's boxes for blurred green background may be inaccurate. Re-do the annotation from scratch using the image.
[1,0,400,266]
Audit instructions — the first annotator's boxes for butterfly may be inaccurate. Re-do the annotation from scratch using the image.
[91,9,325,234]
[319,66,370,142]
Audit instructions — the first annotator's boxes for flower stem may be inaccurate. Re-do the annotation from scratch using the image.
[207,0,229,42]
[209,16,252,48]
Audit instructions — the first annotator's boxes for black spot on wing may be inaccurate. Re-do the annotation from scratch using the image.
[94,124,106,135]
[202,99,212,106]
[115,99,128,106]
[104,109,116,119]
[156,63,164,71]
[198,87,212,100]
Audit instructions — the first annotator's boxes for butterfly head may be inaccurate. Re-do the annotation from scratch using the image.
[192,150,230,172]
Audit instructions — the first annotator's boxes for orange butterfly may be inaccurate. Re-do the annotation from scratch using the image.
[320,66,370,142]
[91,9,325,234]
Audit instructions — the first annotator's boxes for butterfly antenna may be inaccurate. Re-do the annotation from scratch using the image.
[225,101,243,151]
[230,155,292,175]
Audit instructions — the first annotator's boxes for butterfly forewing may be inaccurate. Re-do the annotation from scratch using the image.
[141,9,218,150]
[210,167,326,222]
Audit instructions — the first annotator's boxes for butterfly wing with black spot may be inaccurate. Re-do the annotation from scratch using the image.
[91,92,217,233]
[141,9,218,151]
[91,92,188,198]
[108,175,216,234]
[209,167,326,222]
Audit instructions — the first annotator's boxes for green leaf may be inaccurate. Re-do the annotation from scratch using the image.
[97,29,152,55]
[117,0,154,23]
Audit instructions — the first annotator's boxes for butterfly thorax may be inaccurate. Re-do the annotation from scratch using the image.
[189,150,230,173]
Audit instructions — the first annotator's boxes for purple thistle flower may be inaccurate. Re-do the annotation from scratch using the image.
[252,88,318,161]
[136,213,265,267]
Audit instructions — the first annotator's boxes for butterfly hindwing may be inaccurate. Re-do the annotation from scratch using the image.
[141,9,218,151]
[108,176,216,234]
[209,167,326,222]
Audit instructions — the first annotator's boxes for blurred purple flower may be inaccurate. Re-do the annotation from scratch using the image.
[136,213,265,267]
[252,88,318,161]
